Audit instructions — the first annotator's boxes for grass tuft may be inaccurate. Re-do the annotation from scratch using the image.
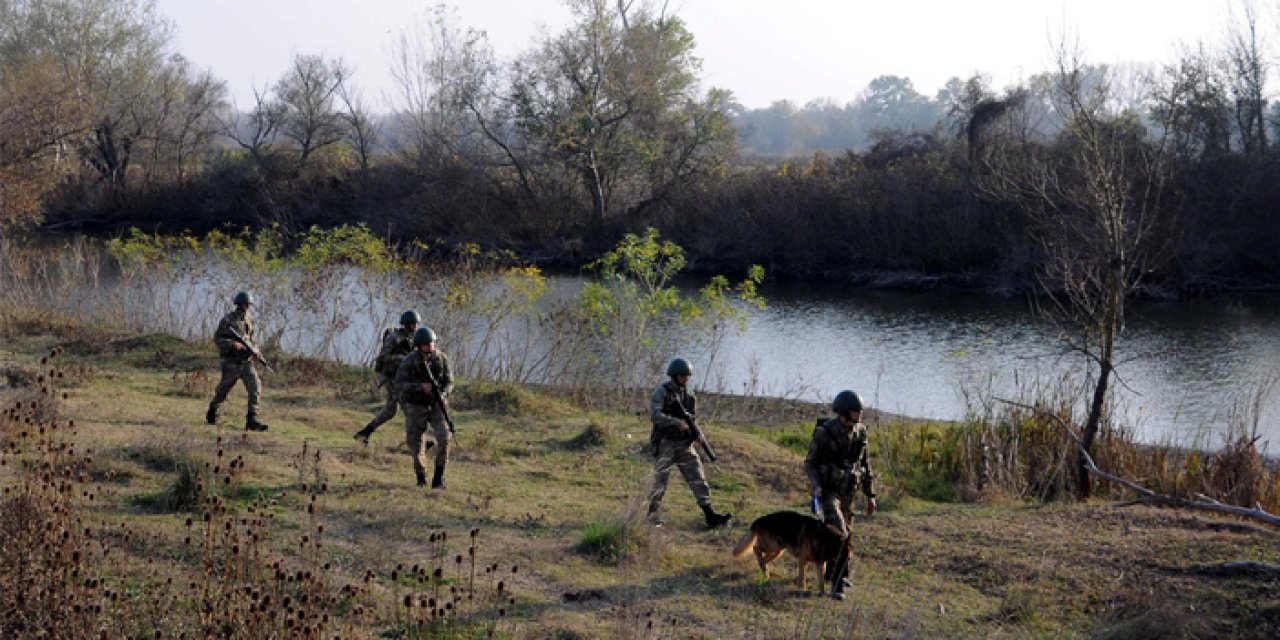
[565,422,610,450]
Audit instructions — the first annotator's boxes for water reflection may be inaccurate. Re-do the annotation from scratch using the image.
[131,262,1278,449]
[704,284,1280,449]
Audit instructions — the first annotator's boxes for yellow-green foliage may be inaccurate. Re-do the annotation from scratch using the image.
[578,228,766,397]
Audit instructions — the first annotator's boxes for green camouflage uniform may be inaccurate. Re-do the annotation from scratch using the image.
[648,380,713,509]
[361,327,415,435]
[209,307,261,418]
[395,349,454,478]
[804,417,875,536]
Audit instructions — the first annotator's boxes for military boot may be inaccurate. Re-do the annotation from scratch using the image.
[431,464,447,489]
[647,500,665,527]
[415,470,427,487]
[352,426,373,444]
[701,504,733,529]
[245,414,269,432]
[205,403,218,425]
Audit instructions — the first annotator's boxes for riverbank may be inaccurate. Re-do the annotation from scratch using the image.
[2,317,1277,638]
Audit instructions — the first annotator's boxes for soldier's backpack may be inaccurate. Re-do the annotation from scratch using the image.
[371,326,395,374]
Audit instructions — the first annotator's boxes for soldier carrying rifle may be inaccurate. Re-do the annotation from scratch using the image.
[205,291,270,432]
[394,326,455,489]
[646,357,733,529]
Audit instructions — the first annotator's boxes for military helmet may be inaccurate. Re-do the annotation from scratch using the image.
[666,357,693,377]
[832,390,864,415]
[400,310,422,326]
[233,291,254,306]
[413,327,437,346]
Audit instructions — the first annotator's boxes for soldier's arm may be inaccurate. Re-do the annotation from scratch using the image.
[435,353,454,396]
[648,385,684,436]
[803,426,827,490]
[378,332,399,359]
[859,444,876,498]
[213,316,239,352]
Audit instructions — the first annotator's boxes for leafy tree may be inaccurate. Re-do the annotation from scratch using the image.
[0,0,178,199]
[507,0,734,223]
[0,56,85,230]
[577,228,763,400]
[853,75,940,137]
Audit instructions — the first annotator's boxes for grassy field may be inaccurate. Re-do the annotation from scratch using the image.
[1,317,1277,639]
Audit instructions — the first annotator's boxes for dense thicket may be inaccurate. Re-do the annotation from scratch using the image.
[3,0,1279,295]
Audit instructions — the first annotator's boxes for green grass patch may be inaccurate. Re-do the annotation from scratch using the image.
[774,431,810,454]
[578,520,642,563]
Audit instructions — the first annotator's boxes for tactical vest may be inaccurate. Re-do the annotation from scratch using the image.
[815,418,868,493]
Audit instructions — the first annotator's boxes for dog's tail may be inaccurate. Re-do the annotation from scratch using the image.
[731,529,757,559]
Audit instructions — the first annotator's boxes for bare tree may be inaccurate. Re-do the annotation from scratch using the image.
[336,81,379,179]
[974,40,1172,499]
[1222,0,1268,155]
[275,53,352,172]
[221,84,283,165]
[128,53,225,189]
[388,5,489,173]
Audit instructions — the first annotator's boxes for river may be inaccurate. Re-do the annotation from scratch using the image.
[701,283,1280,451]
[116,265,1280,451]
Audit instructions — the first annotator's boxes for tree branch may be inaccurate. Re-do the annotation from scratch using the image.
[995,397,1280,528]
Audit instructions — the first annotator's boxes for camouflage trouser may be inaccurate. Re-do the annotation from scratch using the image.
[817,489,856,536]
[649,438,712,509]
[404,403,449,476]
[363,380,399,433]
[210,358,261,416]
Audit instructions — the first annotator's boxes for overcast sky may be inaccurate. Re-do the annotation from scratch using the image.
[156,0,1245,110]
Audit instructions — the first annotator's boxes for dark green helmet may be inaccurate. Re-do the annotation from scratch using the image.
[400,310,422,326]
[413,327,437,346]
[832,390,864,415]
[666,357,692,377]
[233,291,254,306]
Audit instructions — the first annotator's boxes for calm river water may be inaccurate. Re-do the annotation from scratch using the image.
[140,269,1279,451]
[701,283,1280,450]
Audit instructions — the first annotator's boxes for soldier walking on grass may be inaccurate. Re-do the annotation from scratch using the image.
[205,291,269,432]
[804,389,877,600]
[353,310,420,444]
[646,357,733,529]
[394,327,454,488]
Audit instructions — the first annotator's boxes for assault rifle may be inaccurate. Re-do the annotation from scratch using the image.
[422,362,456,435]
[670,396,717,462]
[225,327,274,374]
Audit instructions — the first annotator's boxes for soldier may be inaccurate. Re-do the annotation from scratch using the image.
[206,291,269,432]
[353,310,421,444]
[394,327,454,488]
[804,389,877,600]
[646,357,733,529]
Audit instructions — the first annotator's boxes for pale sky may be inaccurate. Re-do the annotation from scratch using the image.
[157,0,1245,110]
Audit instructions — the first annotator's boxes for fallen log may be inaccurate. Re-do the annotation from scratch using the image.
[996,398,1280,530]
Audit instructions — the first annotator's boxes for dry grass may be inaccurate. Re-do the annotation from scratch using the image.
[1,320,1278,638]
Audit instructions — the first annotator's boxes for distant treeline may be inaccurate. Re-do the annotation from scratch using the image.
[3,0,1278,296]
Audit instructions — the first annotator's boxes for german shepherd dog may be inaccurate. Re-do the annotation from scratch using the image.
[732,511,851,595]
